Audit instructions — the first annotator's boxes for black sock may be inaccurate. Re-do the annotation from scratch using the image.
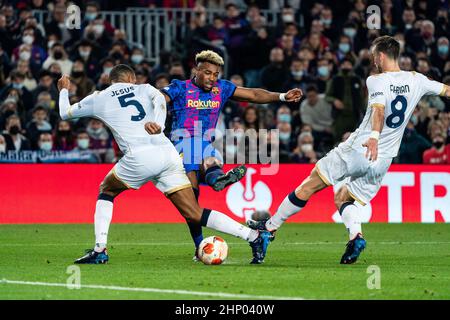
[200,208,212,227]
[187,221,203,248]
[98,193,115,202]
[205,166,224,187]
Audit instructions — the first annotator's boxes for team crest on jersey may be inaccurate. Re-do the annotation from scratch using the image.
[212,87,219,95]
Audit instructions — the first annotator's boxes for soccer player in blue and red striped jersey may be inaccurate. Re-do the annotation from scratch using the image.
[146,50,302,259]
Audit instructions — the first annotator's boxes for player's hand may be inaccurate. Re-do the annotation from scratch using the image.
[145,122,162,135]
[334,99,344,110]
[362,138,378,161]
[99,73,110,85]
[284,88,303,103]
[57,75,71,91]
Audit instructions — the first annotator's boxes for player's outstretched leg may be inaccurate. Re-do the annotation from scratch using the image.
[248,167,328,234]
[74,170,128,264]
[184,171,204,261]
[168,187,273,264]
[335,186,366,264]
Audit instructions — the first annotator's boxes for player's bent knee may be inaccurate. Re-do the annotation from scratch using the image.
[203,157,222,169]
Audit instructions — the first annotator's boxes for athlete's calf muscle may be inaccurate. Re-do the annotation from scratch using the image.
[167,188,202,223]
[295,168,328,200]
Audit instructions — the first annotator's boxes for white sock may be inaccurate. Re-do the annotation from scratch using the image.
[340,203,362,240]
[266,192,307,231]
[94,199,113,251]
[204,210,259,242]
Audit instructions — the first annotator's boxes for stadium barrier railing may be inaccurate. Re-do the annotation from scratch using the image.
[32,8,285,65]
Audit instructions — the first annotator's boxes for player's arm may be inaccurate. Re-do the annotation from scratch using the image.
[362,104,384,161]
[144,85,167,135]
[441,84,450,98]
[159,80,182,105]
[232,87,303,104]
[362,76,385,161]
[160,91,171,104]
[419,73,449,98]
[57,75,95,120]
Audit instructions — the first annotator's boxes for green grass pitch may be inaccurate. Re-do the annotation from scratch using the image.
[1,223,449,300]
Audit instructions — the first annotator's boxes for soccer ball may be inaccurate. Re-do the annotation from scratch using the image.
[197,236,228,265]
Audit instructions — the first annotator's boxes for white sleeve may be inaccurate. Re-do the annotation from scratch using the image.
[59,89,95,120]
[146,84,167,127]
[366,76,386,108]
[151,91,167,129]
[417,72,445,96]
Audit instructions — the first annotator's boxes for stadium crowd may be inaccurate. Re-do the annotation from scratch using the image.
[0,0,449,164]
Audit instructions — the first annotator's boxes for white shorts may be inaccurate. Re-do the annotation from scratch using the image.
[112,144,191,195]
[315,144,392,205]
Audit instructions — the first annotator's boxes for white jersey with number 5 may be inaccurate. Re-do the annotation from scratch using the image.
[342,71,445,158]
[60,83,170,154]
[59,83,191,192]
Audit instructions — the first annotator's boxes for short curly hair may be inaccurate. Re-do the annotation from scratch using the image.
[195,50,224,66]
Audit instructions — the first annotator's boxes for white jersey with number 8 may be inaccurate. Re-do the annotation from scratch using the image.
[342,71,445,158]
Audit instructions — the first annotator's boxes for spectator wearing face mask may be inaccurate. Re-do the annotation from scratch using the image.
[47,62,63,86]
[86,118,115,163]
[83,2,115,37]
[168,62,186,82]
[37,132,54,152]
[70,60,96,99]
[315,58,333,93]
[74,129,100,163]
[130,47,145,67]
[15,58,38,91]
[26,105,52,149]
[12,26,47,67]
[282,58,315,95]
[2,114,31,151]
[277,121,294,163]
[335,35,357,63]
[95,57,115,90]
[71,39,101,79]
[430,37,449,73]
[53,120,75,151]
[319,6,338,42]
[407,20,436,54]
[300,85,334,152]
[42,42,73,75]
[423,133,450,164]
[342,22,364,53]
[291,131,318,163]
[276,105,292,125]
[325,57,364,143]
[82,19,114,58]
[397,118,432,164]
[0,70,34,109]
